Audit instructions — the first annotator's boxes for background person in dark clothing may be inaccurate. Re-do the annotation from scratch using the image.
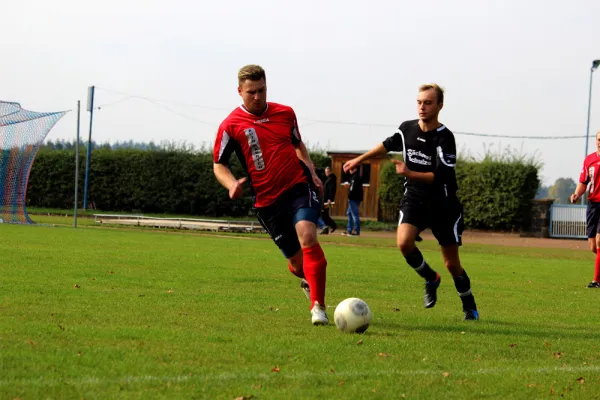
[342,167,363,236]
[320,166,338,234]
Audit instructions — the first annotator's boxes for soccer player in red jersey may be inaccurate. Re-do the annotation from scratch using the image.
[571,130,600,288]
[213,65,329,325]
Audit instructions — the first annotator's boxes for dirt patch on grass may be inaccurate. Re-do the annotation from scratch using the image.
[348,230,590,251]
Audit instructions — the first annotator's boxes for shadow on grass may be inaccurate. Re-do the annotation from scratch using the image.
[371,318,600,340]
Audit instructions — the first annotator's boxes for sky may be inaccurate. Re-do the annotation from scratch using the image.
[2,0,599,186]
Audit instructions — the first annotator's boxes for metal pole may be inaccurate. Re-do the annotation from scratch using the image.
[74,101,81,227]
[83,86,95,209]
[584,69,594,159]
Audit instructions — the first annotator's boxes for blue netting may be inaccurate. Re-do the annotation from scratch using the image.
[0,101,68,224]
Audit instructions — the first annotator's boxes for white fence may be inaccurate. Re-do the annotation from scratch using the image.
[549,204,586,239]
[93,214,265,233]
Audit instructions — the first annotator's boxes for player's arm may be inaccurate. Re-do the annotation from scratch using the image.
[571,160,591,203]
[213,163,247,200]
[213,125,246,200]
[343,143,387,173]
[344,124,409,173]
[287,108,323,193]
[294,140,315,174]
[295,140,323,193]
[570,182,588,203]
[392,160,434,183]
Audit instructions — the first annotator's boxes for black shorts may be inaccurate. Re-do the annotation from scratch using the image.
[398,197,464,247]
[586,201,600,238]
[255,182,321,258]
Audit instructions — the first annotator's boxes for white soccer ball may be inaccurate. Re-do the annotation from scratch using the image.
[334,297,373,333]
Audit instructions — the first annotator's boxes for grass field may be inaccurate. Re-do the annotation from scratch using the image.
[1,222,599,399]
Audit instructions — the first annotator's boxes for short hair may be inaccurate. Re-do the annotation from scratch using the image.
[238,65,266,85]
[419,83,444,104]
[596,130,600,138]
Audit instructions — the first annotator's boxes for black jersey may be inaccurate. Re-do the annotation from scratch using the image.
[382,119,458,203]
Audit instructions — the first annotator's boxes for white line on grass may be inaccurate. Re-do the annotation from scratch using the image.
[2,365,600,388]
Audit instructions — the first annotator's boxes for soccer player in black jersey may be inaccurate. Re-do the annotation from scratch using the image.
[344,84,479,320]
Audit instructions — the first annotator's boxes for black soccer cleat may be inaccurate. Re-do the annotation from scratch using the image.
[587,281,600,288]
[424,274,441,308]
[464,309,479,320]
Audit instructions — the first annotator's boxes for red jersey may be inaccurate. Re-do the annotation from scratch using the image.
[579,152,600,202]
[213,102,308,208]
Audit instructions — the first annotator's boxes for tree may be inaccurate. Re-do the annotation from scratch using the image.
[536,185,550,199]
[548,178,577,204]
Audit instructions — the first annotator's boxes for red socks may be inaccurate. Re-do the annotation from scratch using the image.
[594,250,600,282]
[302,243,327,309]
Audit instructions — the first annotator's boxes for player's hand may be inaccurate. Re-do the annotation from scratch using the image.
[391,159,410,176]
[570,193,579,204]
[229,177,247,200]
[343,158,360,173]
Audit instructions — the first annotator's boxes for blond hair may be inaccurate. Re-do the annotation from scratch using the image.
[238,65,266,85]
[419,83,444,104]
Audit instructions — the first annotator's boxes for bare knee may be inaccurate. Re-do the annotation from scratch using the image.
[298,229,317,248]
[295,221,318,248]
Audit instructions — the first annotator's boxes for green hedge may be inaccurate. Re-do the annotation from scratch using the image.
[27,148,252,217]
[26,147,331,217]
[378,157,540,230]
[26,147,539,229]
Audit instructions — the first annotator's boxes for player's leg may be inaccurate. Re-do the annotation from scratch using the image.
[397,206,440,308]
[256,205,307,292]
[591,219,600,288]
[440,244,478,320]
[292,184,329,325]
[433,204,478,320]
[588,238,596,253]
[586,202,600,288]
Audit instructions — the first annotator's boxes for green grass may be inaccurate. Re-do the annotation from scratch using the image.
[1,223,599,399]
[26,207,399,231]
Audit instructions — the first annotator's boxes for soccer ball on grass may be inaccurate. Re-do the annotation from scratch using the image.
[334,297,373,333]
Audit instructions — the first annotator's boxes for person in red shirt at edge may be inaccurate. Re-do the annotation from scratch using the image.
[571,130,600,288]
[213,65,329,325]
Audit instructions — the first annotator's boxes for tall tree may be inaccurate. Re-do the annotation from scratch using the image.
[548,178,577,204]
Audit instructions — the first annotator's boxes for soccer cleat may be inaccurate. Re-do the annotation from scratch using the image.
[300,279,310,300]
[330,226,337,234]
[320,227,330,235]
[588,281,600,288]
[311,302,329,325]
[424,274,441,308]
[464,309,479,320]
[341,231,352,236]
